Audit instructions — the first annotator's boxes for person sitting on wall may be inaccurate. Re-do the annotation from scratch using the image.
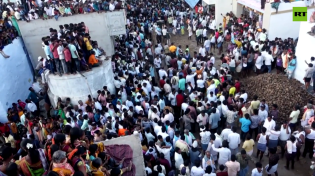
[88,50,102,67]
[93,43,105,57]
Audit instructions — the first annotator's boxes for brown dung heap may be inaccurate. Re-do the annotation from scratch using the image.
[241,74,315,121]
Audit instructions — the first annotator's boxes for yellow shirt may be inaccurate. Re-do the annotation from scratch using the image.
[250,100,261,110]
[242,139,255,152]
[229,87,236,96]
[169,45,177,53]
[84,37,93,51]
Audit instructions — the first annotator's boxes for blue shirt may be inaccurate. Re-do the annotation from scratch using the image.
[209,113,220,129]
[287,59,296,71]
[44,45,53,59]
[78,119,83,127]
[239,118,251,132]
[94,113,100,123]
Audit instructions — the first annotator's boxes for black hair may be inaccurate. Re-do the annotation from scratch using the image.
[5,162,18,176]
[92,158,102,168]
[70,127,84,148]
[54,133,66,146]
[21,139,40,163]
[89,144,98,157]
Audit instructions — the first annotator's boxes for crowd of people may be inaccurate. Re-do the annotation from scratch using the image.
[2,0,123,22]
[36,22,106,79]
[2,0,315,176]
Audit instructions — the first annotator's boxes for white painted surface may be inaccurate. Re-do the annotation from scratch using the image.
[107,11,127,36]
[18,11,126,67]
[0,38,33,122]
[264,1,313,40]
[215,0,234,28]
[203,0,215,5]
[47,59,115,107]
[295,22,314,84]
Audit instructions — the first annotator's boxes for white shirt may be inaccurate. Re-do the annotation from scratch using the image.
[207,84,216,95]
[197,79,205,88]
[240,93,248,102]
[263,119,276,135]
[264,54,274,65]
[162,28,167,36]
[279,125,291,141]
[168,93,176,106]
[221,128,232,141]
[155,144,172,166]
[211,144,231,165]
[154,58,162,68]
[258,110,268,121]
[227,132,240,149]
[200,131,211,144]
[191,166,205,176]
[109,3,115,11]
[199,47,206,57]
[162,113,174,123]
[26,102,37,112]
[186,73,197,87]
[158,69,168,79]
[175,152,184,169]
[255,56,263,69]
[251,168,263,176]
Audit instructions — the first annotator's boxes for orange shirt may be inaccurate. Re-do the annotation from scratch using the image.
[89,54,98,65]
[169,45,177,53]
[118,128,128,137]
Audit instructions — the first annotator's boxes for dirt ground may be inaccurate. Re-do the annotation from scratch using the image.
[158,32,315,176]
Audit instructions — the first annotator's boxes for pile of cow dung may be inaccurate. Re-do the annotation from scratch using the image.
[241,74,315,121]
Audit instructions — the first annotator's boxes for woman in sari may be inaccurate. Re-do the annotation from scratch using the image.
[70,127,88,149]
[52,150,74,176]
[0,146,13,175]
[54,133,73,153]
[68,145,87,176]
[17,139,48,176]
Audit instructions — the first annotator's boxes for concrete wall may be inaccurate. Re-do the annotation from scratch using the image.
[295,22,314,84]
[47,59,115,107]
[0,38,33,122]
[263,1,314,40]
[18,11,126,68]
[215,0,234,27]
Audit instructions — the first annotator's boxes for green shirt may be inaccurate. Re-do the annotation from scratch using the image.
[81,119,89,130]
[178,78,186,91]
[236,153,250,169]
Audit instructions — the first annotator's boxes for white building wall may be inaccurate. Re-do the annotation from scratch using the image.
[215,0,234,28]
[47,59,115,107]
[295,22,314,84]
[264,1,313,40]
[0,38,33,122]
[18,11,126,67]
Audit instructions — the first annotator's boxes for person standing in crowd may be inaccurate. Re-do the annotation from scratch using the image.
[256,127,268,161]
[228,126,240,155]
[225,154,240,176]
[303,121,315,159]
[266,148,279,176]
[279,121,291,158]
[239,113,251,142]
[236,149,250,176]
